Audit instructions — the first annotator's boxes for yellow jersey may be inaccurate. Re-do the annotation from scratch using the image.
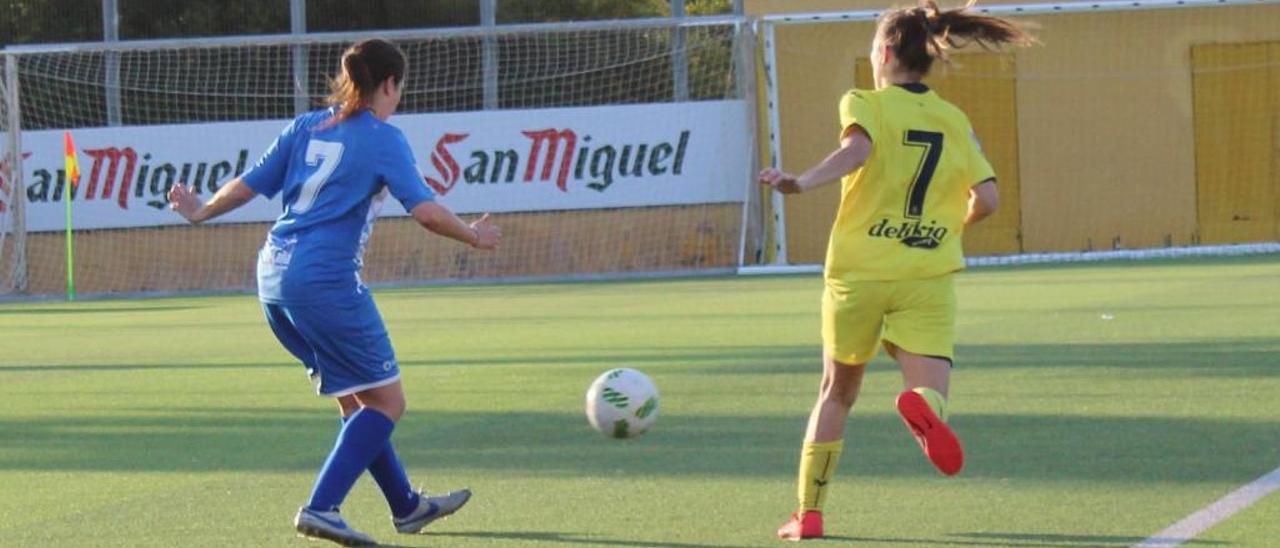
[825,84,995,289]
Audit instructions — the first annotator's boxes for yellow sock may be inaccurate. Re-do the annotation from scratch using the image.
[797,440,843,512]
[912,386,949,422]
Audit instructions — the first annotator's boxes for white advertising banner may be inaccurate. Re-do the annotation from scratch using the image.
[8,101,750,232]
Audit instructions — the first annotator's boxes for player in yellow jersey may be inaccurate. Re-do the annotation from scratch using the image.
[761,0,1036,540]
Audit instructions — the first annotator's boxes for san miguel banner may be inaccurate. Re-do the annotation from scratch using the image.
[7,101,750,232]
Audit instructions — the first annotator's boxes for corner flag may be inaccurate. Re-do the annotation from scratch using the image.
[63,131,80,188]
[62,131,79,300]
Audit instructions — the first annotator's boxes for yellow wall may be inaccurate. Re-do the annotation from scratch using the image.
[771,21,878,263]
[1192,41,1279,244]
[1015,8,1279,251]
[750,2,1280,258]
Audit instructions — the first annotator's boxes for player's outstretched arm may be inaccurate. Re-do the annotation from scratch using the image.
[410,202,501,250]
[964,179,999,226]
[759,127,872,195]
[169,178,257,225]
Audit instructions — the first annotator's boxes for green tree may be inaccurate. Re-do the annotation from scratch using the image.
[2,0,102,45]
[685,0,734,16]
[118,0,288,39]
[306,0,479,32]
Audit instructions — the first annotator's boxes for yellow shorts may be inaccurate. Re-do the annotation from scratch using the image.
[821,274,956,364]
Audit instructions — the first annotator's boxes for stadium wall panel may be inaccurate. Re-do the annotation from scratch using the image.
[16,205,742,295]
[749,2,1280,258]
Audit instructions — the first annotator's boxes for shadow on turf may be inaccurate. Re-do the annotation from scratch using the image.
[0,362,300,373]
[4,338,1275,378]
[953,532,1227,546]
[438,532,1240,547]
[0,304,200,315]
[427,531,741,547]
[2,407,1277,488]
[822,533,1227,547]
[400,339,1277,379]
[0,361,299,373]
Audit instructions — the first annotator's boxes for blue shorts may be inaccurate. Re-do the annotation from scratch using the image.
[262,294,400,397]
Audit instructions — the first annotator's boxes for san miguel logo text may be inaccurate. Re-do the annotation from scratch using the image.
[17,147,248,209]
[423,127,690,195]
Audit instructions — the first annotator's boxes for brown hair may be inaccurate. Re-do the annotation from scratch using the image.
[326,38,407,122]
[877,0,1037,77]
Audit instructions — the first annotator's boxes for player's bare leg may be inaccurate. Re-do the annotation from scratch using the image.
[889,343,963,476]
[805,354,866,443]
[337,395,360,418]
[779,354,866,541]
[354,381,407,422]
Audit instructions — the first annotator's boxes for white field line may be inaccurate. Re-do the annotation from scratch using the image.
[1132,466,1280,547]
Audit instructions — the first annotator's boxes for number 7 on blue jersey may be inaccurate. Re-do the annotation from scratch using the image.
[292,139,345,214]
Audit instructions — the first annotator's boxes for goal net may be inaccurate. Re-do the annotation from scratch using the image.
[0,17,760,296]
[753,0,1280,271]
[1,58,26,293]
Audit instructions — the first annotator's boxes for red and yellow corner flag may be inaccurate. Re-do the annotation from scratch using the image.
[62,131,80,300]
[63,131,80,188]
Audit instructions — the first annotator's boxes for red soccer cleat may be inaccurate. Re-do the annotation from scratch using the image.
[777,510,823,541]
[896,390,964,476]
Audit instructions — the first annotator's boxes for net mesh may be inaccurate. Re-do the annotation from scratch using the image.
[2,20,755,296]
[1,59,24,293]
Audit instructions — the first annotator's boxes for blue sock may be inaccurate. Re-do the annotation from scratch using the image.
[307,408,396,512]
[370,442,420,518]
[340,415,420,518]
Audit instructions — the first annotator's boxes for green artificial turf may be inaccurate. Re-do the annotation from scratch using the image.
[1,255,1277,547]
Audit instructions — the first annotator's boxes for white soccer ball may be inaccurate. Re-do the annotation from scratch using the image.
[585,368,659,439]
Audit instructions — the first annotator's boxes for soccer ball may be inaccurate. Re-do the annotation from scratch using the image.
[585,368,659,439]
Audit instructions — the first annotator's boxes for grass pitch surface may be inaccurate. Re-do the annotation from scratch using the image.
[2,255,1278,547]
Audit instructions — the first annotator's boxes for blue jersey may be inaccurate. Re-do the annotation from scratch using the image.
[243,107,435,304]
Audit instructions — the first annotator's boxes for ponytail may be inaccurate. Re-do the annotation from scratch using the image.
[326,38,407,123]
[878,0,1037,76]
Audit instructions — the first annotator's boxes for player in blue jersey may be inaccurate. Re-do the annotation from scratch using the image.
[168,38,501,546]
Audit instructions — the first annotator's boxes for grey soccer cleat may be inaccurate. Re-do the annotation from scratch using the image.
[393,488,472,534]
[294,507,378,547]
